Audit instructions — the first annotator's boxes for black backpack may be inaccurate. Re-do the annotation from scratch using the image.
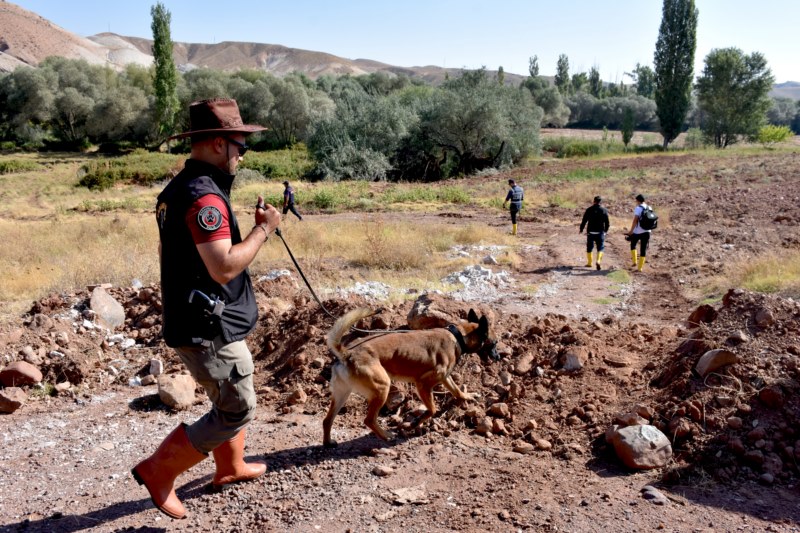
[639,205,658,230]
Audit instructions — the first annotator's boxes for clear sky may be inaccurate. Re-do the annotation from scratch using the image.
[10,0,800,83]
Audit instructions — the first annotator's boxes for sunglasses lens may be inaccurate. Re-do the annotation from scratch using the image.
[227,138,248,156]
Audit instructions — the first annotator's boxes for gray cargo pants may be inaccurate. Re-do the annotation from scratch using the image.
[174,337,256,454]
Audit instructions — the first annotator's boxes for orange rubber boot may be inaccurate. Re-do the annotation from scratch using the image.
[131,424,206,519]
[211,429,266,490]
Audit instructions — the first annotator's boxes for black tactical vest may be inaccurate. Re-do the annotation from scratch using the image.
[155,159,258,347]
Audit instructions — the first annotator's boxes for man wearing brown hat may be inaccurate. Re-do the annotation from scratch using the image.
[133,99,281,519]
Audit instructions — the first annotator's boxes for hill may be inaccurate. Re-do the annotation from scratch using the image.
[770,81,800,101]
[0,1,524,85]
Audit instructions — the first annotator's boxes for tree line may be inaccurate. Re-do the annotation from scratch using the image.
[0,0,796,181]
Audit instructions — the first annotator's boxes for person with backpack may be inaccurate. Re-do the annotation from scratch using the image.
[625,193,657,271]
[579,195,610,270]
[502,178,524,235]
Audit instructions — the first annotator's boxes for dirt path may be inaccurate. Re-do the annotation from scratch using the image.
[2,162,800,532]
[3,387,799,533]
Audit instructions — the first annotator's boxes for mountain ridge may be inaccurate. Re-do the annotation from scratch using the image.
[1,1,796,95]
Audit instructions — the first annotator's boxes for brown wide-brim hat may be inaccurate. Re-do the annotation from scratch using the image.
[169,98,266,140]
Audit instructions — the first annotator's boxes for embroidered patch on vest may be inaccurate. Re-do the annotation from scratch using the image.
[197,205,223,231]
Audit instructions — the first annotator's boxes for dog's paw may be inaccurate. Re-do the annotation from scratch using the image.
[461,391,479,402]
[323,440,339,449]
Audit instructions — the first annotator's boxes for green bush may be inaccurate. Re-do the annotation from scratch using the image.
[683,127,707,150]
[0,141,17,151]
[0,159,40,174]
[557,141,603,158]
[631,144,665,154]
[239,145,315,180]
[78,151,183,190]
[757,125,793,148]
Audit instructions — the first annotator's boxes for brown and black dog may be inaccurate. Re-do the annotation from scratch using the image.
[322,307,499,447]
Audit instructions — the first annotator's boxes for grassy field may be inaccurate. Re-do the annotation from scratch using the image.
[1,137,799,322]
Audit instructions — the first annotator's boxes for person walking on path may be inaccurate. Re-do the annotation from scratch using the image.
[502,179,524,235]
[282,180,303,221]
[579,195,610,270]
[625,193,651,272]
[133,99,281,520]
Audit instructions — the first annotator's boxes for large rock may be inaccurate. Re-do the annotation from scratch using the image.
[90,287,125,329]
[157,374,196,410]
[560,347,588,371]
[694,349,738,378]
[407,293,494,330]
[0,387,27,413]
[686,304,718,327]
[0,361,43,387]
[607,424,672,469]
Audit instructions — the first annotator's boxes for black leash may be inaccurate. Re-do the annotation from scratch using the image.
[273,227,338,320]
[272,227,408,335]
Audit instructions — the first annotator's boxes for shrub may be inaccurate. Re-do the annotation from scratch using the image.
[631,144,665,154]
[231,168,267,190]
[683,127,707,150]
[557,141,602,158]
[239,145,315,180]
[0,159,39,174]
[757,125,793,148]
[78,151,183,190]
[0,141,17,151]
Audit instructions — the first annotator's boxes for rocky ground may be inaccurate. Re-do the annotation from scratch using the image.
[1,151,800,532]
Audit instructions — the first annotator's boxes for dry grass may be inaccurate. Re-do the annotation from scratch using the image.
[709,251,800,298]
[0,214,159,320]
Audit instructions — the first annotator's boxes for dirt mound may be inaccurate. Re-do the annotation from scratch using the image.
[8,278,798,489]
[649,289,800,485]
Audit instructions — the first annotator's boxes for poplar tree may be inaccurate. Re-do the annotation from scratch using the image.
[554,54,571,95]
[151,2,179,141]
[528,56,539,78]
[653,0,698,148]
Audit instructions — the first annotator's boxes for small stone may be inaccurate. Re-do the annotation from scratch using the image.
[727,416,743,430]
[372,465,394,477]
[149,359,164,376]
[286,388,308,406]
[488,402,510,418]
[0,387,27,413]
[498,510,510,521]
[140,375,156,386]
[534,438,552,450]
[54,381,71,392]
[513,442,535,454]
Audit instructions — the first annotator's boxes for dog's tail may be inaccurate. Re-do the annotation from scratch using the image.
[327,307,378,361]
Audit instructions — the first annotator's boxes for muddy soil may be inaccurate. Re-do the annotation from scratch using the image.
[1,151,800,532]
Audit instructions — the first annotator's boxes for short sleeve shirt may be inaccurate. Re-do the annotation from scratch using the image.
[185,194,231,244]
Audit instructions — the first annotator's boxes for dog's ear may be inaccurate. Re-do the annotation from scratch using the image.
[467,309,479,323]
[478,315,489,336]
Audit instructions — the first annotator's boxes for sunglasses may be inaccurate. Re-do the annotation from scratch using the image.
[225,137,248,156]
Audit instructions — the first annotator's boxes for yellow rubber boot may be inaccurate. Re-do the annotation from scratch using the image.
[585,252,593,267]
[512,224,517,236]
[631,249,638,266]
[596,251,603,271]
[637,256,646,271]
